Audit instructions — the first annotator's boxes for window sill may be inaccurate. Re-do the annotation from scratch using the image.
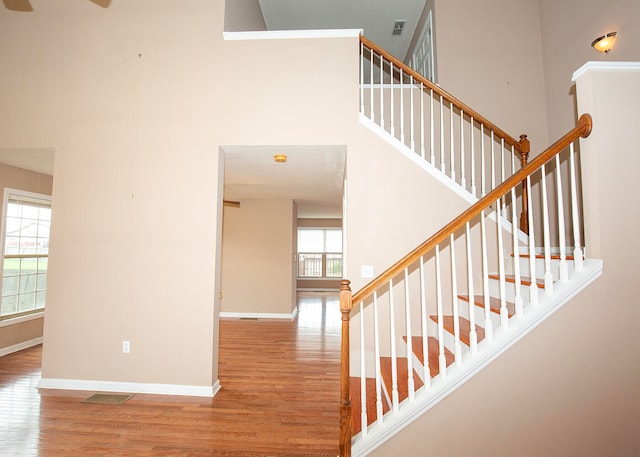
[0,311,45,328]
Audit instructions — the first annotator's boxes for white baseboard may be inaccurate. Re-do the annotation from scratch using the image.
[38,377,222,398]
[0,336,43,357]
[219,307,298,320]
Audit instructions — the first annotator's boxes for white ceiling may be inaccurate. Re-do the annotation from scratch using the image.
[222,145,345,219]
[0,148,55,176]
[258,0,427,60]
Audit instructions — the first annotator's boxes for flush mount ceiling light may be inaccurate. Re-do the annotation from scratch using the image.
[591,32,617,53]
[274,154,287,163]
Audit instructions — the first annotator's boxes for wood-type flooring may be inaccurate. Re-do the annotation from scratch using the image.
[0,292,342,457]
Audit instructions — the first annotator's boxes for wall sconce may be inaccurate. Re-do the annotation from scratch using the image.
[274,154,287,163]
[591,32,617,53]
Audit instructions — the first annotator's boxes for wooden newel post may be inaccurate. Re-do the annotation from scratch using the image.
[339,279,353,457]
[518,134,531,234]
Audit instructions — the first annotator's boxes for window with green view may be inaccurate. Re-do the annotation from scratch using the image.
[0,189,51,319]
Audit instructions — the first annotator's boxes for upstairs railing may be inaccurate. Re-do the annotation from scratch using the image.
[359,36,531,232]
[339,114,592,457]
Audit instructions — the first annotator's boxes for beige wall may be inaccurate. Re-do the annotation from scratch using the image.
[1,1,227,388]
[223,0,266,32]
[433,0,549,153]
[221,199,296,316]
[0,163,53,354]
[367,64,640,457]
[539,0,640,140]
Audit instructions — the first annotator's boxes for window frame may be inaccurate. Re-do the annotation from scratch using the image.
[0,188,52,321]
[297,227,343,279]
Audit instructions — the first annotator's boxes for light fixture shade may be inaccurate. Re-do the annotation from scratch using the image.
[591,32,617,53]
[274,154,287,163]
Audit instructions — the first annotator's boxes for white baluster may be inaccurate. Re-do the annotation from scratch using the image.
[439,95,445,173]
[501,139,507,217]
[481,124,486,196]
[470,116,476,196]
[420,82,425,160]
[449,102,455,181]
[541,164,553,294]
[526,175,539,305]
[389,278,399,412]
[373,291,384,424]
[380,54,384,130]
[460,110,466,190]
[491,131,496,193]
[419,256,430,387]
[500,139,506,183]
[404,268,414,402]
[360,42,365,115]
[465,222,478,354]
[410,76,415,153]
[450,234,462,364]
[390,62,395,138]
[435,245,447,377]
[369,47,374,121]
[481,211,493,341]
[430,89,435,164]
[555,155,569,282]
[569,142,584,271]
[360,304,368,436]
[510,187,524,317]
[496,199,508,329]
[400,69,405,145]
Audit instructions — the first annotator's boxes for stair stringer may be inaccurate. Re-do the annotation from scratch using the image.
[351,258,603,457]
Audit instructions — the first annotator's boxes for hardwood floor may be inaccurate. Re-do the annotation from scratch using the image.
[0,292,342,456]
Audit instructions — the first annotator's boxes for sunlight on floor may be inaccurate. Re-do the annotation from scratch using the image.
[296,291,341,333]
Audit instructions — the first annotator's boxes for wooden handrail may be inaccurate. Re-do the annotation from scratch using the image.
[351,114,592,305]
[360,35,526,155]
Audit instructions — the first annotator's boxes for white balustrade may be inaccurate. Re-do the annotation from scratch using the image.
[348,81,592,447]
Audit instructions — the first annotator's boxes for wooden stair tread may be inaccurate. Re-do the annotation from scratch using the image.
[350,377,390,435]
[458,294,515,317]
[430,315,485,345]
[489,273,545,288]
[379,356,424,405]
[402,336,455,378]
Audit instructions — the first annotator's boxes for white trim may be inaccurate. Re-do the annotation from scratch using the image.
[572,61,640,81]
[0,336,42,357]
[223,29,362,41]
[0,310,44,327]
[360,113,478,206]
[352,259,603,457]
[219,307,299,321]
[359,113,529,246]
[38,378,222,398]
[297,288,340,292]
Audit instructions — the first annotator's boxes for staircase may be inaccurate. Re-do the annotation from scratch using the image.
[338,36,603,457]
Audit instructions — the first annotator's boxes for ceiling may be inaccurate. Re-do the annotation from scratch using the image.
[0,148,55,176]
[258,0,427,61]
[222,145,345,219]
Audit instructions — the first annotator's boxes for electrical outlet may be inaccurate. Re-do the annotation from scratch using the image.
[122,340,130,353]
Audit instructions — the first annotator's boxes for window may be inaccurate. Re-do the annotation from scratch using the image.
[0,189,51,320]
[297,228,342,278]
